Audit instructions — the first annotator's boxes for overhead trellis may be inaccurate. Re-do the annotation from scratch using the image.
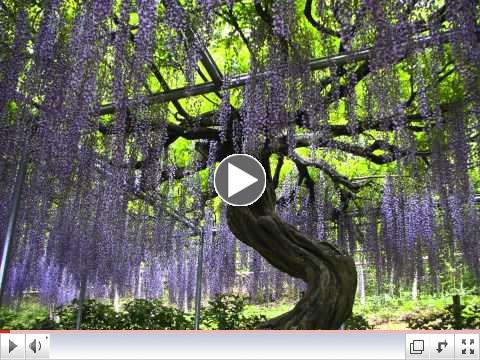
[97,26,477,115]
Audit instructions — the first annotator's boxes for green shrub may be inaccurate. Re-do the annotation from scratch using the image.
[404,307,455,330]
[405,303,480,330]
[0,303,55,330]
[343,313,373,330]
[462,304,480,329]
[2,295,388,330]
[121,299,194,330]
[55,299,123,329]
[55,298,193,330]
[201,294,267,330]
[55,296,265,330]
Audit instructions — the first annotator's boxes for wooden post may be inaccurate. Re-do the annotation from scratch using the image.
[452,295,462,330]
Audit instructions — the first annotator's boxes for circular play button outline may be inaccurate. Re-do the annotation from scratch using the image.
[214,154,266,206]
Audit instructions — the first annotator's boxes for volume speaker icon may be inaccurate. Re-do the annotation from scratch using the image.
[29,338,42,354]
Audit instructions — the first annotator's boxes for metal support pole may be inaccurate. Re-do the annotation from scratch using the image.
[194,233,205,330]
[0,144,28,305]
[75,274,87,330]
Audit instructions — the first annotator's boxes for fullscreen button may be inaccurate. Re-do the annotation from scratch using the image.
[455,334,479,360]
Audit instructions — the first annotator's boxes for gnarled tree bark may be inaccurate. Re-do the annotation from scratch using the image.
[227,184,357,329]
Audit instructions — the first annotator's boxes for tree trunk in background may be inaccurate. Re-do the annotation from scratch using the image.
[113,284,120,312]
[412,273,418,301]
[358,263,366,305]
[227,185,357,330]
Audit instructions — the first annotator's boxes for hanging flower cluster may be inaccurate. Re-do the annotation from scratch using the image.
[0,0,478,311]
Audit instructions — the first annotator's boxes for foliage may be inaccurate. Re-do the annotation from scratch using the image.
[53,296,265,330]
[55,299,193,330]
[343,314,373,330]
[463,304,480,329]
[0,0,479,330]
[404,306,458,330]
[201,294,267,330]
[404,303,480,330]
[3,294,480,330]
[55,299,125,330]
[0,303,55,330]
[121,299,194,330]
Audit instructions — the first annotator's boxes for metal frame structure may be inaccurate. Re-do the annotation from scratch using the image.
[0,21,477,326]
[97,27,473,116]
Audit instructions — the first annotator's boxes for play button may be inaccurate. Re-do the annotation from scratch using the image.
[227,163,258,197]
[214,154,266,206]
[1,334,25,359]
[9,340,17,353]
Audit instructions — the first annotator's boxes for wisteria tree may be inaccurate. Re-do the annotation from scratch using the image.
[0,0,479,329]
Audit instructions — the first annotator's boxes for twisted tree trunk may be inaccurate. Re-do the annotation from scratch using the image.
[227,185,357,329]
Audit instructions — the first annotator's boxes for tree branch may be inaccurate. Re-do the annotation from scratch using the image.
[272,156,284,188]
[220,8,254,54]
[290,153,366,192]
[254,1,272,25]
[304,0,340,37]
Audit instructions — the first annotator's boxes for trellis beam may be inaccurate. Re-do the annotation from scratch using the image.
[199,47,223,86]
[97,27,477,116]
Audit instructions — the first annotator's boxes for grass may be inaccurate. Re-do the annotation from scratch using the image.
[353,293,480,329]
[2,293,479,330]
[243,293,480,330]
[244,302,294,319]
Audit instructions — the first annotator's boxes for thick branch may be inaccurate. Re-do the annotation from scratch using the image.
[291,153,366,191]
[287,132,431,166]
[98,120,219,145]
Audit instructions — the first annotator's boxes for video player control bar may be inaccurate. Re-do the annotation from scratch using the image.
[0,332,478,360]
[406,334,478,360]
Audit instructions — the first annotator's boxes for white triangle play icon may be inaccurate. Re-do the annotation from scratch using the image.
[228,163,258,198]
